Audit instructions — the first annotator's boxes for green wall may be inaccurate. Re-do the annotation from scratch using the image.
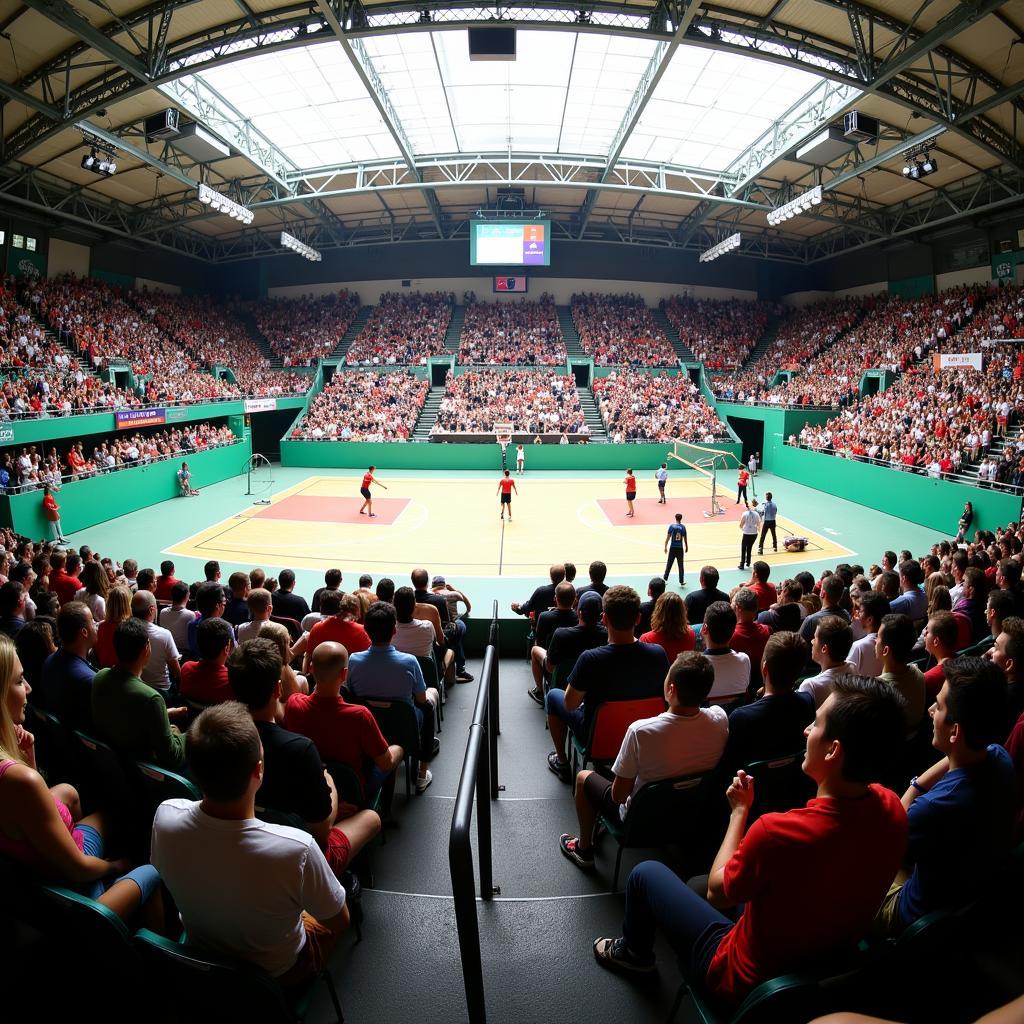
[712,403,836,469]
[772,444,1022,534]
[0,436,252,537]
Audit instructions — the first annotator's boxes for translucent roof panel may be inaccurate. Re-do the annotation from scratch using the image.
[621,45,826,169]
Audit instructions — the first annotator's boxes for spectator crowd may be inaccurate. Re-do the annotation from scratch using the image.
[458,296,566,365]
[345,292,453,366]
[570,293,678,366]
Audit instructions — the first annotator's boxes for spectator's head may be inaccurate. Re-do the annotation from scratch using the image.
[962,566,986,603]
[204,560,220,582]
[131,589,157,623]
[554,581,575,609]
[257,622,291,664]
[807,675,905,785]
[246,588,272,621]
[761,632,807,694]
[0,582,26,620]
[651,592,689,640]
[601,585,640,634]
[56,601,96,654]
[752,561,770,584]
[858,591,890,634]
[135,568,156,594]
[320,591,343,617]
[924,611,959,660]
[577,591,603,625]
[795,571,815,599]
[731,587,759,623]
[66,553,82,576]
[562,562,577,583]
[337,594,361,621]
[279,569,296,592]
[935,658,1009,755]
[159,560,174,578]
[898,560,924,592]
[820,574,845,607]
[49,550,65,572]
[249,569,266,591]
[228,571,249,599]
[196,582,226,618]
[811,615,854,669]
[324,568,343,590]
[699,566,720,591]
[358,574,373,590]
[548,564,566,585]
[411,568,429,590]
[170,581,189,607]
[363,601,397,645]
[588,561,607,585]
[186,702,262,803]
[227,638,283,711]
[647,577,666,601]
[665,651,714,708]
[79,560,110,599]
[393,586,416,624]
[876,571,900,601]
[876,613,916,668]
[780,579,803,604]
[704,601,737,648]
[113,617,150,671]
[989,615,1024,683]
[997,558,1021,591]
[882,550,898,572]
[311,641,349,692]
[197,616,234,663]
[375,578,395,603]
[120,558,137,580]
[987,588,1014,637]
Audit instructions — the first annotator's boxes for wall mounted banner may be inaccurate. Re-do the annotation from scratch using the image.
[244,397,277,413]
[116,407,166,429]
[933,352,982,372]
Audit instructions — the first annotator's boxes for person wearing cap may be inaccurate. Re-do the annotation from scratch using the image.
[431,575,472,625]
[528,582,581,705]
[542,592,609,693]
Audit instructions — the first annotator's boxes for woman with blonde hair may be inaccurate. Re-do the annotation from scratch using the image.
[94,585,132,668]
[0,635,161,922]
[74,559,109,622]
[258,621,309,698]
[639,591,696,663]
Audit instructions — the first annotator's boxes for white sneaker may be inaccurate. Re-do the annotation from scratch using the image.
[416,769,433,794]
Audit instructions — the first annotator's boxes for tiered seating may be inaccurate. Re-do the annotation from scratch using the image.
[345,291,453,366]
[660,295,769,369]
[250,290,360,366]
[458,296,566,365]
[570,292,677,366]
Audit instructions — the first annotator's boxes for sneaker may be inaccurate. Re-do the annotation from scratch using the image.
[456,671,474,683]
[369,513,377,518]
[547,751,571,780]
[527,686,545,707]
[559,834,594,870]
[593,937,656,976]
[416,769,433,794]
[430,738,441,757]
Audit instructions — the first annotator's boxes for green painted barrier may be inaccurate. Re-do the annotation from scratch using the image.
[0,436,252,537]
[771,444,1022,535]
[712,403,836,469]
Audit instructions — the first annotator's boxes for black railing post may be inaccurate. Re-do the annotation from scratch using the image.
[476,718,494,901]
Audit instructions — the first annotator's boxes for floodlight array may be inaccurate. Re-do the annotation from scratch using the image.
[699,232,741,262]
[766,185,822,225]
[81,149,117,176]
[197,183,254,225]
[280,231,322,261]
[902,155,938,180]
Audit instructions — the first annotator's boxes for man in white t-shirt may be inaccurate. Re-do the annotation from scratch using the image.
[702,601,752,703]
[559,650,727,869]
[159,581,196,658]
[391,586,438,660]
[152,702,348,984]
[798,615,857,708]
[237,588,274,644]
[847,591,889,679]
[132,589,181,696]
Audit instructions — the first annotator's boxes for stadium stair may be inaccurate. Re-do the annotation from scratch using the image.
[411,386,444,440]
[235,310,284,368]
[443,304,465,353]
[27,310,105,381]
[738,311,782,370]
[579,388,608,441]
[329,305,374,361]
[961,425,1024,483]
[556,305,586,359]
[651,307,695,362]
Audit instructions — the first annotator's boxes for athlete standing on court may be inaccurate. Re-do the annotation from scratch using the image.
[655,463,668,504]
[758,490,779,554]
[497,469,518,521]
[359,465,387,517]
[736,466,750,504]
[624,468,638,517]
[663,513,688,586]
[516,444,526,476]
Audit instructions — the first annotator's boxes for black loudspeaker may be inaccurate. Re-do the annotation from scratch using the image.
[468,27,516,61]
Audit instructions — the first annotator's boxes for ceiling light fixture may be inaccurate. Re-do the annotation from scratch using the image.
[196,183,254,225]
[80,144,116,177]
[699,232,741,263]
[280,230,322,262]
[766,185,822,226]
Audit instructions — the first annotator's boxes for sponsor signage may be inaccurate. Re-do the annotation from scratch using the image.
[115,407,166,429]
[933,352,982,372]
[244,397,277,413]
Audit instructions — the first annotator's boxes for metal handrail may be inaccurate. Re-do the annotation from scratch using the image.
[448,602,501,1024]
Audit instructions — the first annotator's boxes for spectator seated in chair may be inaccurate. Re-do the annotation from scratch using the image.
[180,617,235,706]
[701,602,751,705]
[237,588,274,644]
[875,613,927,731]
[798,616,856,709]
[528,581,584,705]
[39,600,97,732]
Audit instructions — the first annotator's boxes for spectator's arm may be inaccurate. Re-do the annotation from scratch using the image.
[707,771,754,909]
[148,693,186,771]
[564,684,585,712]
[307,769,340,848]
[373,743,404,773]
[609,774,633,805]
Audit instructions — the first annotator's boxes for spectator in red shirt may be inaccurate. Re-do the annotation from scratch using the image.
[285,642,404,808]
[305,593,371,666]
[154,560,179,603]
[49,550,82,606]
[729,588,770,690]
[180,618,234,706]
[747,562,778,613]
[921,611,959,701]
[593,676,908,1011]
[639,592,696,664]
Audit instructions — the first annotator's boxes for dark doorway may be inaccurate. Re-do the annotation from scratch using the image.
[249,408,300,461]
[322,364,336,387]
[571,363,590,387]
[726,415,764,465]
[687,367,701,387]
[431,363,449,386]
[862,375,880,397]
[112,368,132,392]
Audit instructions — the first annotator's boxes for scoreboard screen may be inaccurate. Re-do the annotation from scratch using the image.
[493,276,528,293]
[471,220,550,266]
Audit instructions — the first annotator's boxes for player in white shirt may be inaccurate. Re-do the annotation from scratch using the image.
[655,463,669,504]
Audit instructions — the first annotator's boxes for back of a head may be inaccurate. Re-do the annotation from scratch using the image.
[359,574,373,589]
[704,601,737,647]
[279,568,296,591]
[67,553,82,575]
[879,613,916,665]
[411,568,428,590]
[135,568,156,593]
[549,563,566,585]
[589,560,607,584]
[249,569,266,590]
[320,591,343,616]
[732,587,759,618]
[113,616,149,665]
[651,591,688,638]
[376,578,396,603]
[56,601,90,647]
[49,550,66,571]
[700,565,720,590]
[577,592,602,625]
[170,580,190,606]
[228,571,249,597]
[197,616,234,661]
[204,559,220,582]
[393,586,416,623]
[762,631,808,692]
[554,581,575,609]
[122,558,138,578]
[364,601,397,645]
[186,702,260,802]
[927,610,958,652]
[132,589,156,619]
[160,560,174,577]
[988,588,1015,624]
[667,651,715,706]
[816,614,854,663]
[601,585,639,632]
[963,566,987,599]
[942,657,1009,751]
[227,638,283,709]
[899,559,923,587]
[824,675,906,784]
[879,571,901,601]
[562,562,577,583]
[196,581,225,617]
[247,588,272,617]
[821,574,845,605]
[325,568,343,589]
[781,579,803,603]
[311,640,349,687]
[0,581,23,618]
[648,577,666,600]
[860,591,891,628]
[752,561,770,583]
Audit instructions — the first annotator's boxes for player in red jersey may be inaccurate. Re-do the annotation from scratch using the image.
[359,465,387,518]
[624,468,637,517]
[497,469,518,521]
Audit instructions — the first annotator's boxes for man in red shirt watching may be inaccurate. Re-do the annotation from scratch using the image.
[285,641,404,809]
[154,560,180,603]
[180,617,234,706]
[593,675,908,1011]
[49,549,82,605]
[305,593,371,666]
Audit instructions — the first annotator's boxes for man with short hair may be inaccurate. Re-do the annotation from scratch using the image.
[798,616,856,708]
[702,602,751,703]
[847,591,890,678]
[180,617,235,705]
[237,588,274,644]
[91,617,187,770]
[528,581,580,703]
[985,589,1015,655]
[545,592,608,685]
[0,581,27,637]
[663,514,688,587]
[799,575,850,644]
[995,558,1024,618]
[511,564,565,617]
[132,589,181,698]
[154,560,179,603]
[593,677,908,1009]
[151,702,349,986]
[638,578,666,637]
[159,581,196,659]
[39,600,97,731]
[874,658,1015,936]
[121,558,139,592]
[685,567,729,626]
[757,492,778,555]
[576,561,610,600]
[347,601,439,793]
[876,613,927,729]
[272,568,310,622]
[224,571,251,627]
[921,611,960,700]
[545,586,668,780]
[136,568,157,594]
[559,652,728,870]
[188,581,227,656]
[48,550,81,605]
[229,638,380,875]
[311,568,343,614]
[756,579,803,634]
[306,594,370,662]
[729,589,769,688]
[988,615,1024,732]
[746,561,777,613]
[204,559,221,583]
[889,560,927,620]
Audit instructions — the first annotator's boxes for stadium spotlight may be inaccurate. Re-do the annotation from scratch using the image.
[196,183,254,225]
[80,145,116,176]
[280,230,322,262]
[699,232,741,263]
[766,185,822,226]
[81,151,96,170]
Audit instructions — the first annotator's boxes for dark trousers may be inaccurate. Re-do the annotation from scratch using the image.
[664,549,686,584]
[758,521,777,552]
[740,533,756,568]
[736,484,748,503]
[622,861,734,973]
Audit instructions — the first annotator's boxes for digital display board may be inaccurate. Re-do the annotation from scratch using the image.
[493,276,528,293]
[471,221,550,266]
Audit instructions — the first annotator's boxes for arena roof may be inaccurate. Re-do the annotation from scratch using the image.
[0,0,1021,264]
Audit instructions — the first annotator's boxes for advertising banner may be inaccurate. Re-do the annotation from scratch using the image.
[244,397,277,413]
[116,407,166,430]
[933,352,982,372]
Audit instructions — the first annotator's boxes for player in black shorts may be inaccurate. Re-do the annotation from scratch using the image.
[497,469,518,521]
[359,465,387,517]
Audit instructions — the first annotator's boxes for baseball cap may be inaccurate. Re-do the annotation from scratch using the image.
[432,575,446,587]
[577,591,603,621]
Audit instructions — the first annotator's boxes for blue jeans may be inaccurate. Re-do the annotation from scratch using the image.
[622,861,734,977]
[76,823,161,903]
[452,618,467,673]
[545,687,586,744]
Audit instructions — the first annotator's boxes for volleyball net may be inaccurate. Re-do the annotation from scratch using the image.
[666,440,743,518]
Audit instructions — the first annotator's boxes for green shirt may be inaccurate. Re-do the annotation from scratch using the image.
[91,665,186,771]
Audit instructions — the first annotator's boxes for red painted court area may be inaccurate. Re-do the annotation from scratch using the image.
[597,496,746,526]
[253,494,410,525]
